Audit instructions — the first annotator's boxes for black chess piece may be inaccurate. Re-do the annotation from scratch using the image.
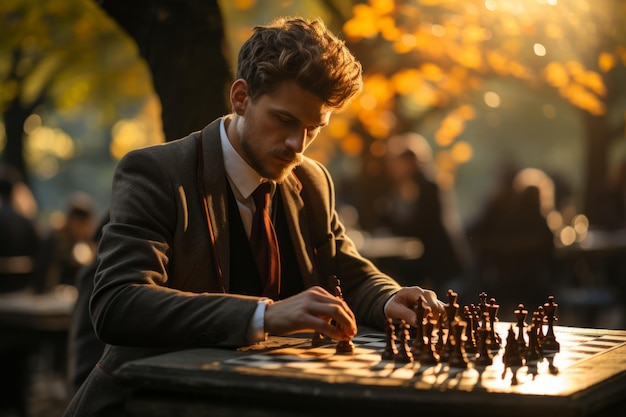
[486,298,502,350]
[311,331,325,347]
[440,290,459,362]
[502,325,523,367]
[419,316,440,365]
[382,317,398,360]
[336,338,355,354]
[502,325,523,386]
[474,324,493,367]
[514,303,528,351]
[411,296,427,356]
[535,306,546,347]
[448,320,469,369]
[541,296,560,353]
[435,314,445,357]
[478,291,488,317]
[395,320,414,363]
[331,277,355,355]
[524,322,542,363]
[462,305,477,355]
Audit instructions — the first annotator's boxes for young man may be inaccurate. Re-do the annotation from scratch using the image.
[63,17,444,416]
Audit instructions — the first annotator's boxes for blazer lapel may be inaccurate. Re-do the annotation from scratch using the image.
[197,120,231,291]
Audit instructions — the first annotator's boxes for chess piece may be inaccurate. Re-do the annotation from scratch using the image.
[502,325,523,386]
[435,314,445,357]
[336,338,355,354]
[331,277,355,355]
[502,325,523,367]
[486,298,502,350]
[311,331,325,347]
[535,306,546,347]
[541,295,560,352]
[440,290,459,362]
[474,323,493,367]
[478,291,488,318]
[419,315,440,365]
[382,317,398,360]
[514,303,528,351]
[411,296,427,356]
[524,322,542,363]
[462,305,477,354]
[448,320,469,369]
[395,320,414,363]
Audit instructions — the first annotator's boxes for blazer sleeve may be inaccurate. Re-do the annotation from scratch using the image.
[297,160,402,331]
[91,142,260,349]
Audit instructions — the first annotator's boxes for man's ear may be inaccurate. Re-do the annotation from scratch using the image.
[230,79,249,115]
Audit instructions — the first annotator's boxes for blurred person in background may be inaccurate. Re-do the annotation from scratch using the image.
[371,133,472,294]
[0,165,43,417]
[0,164,41,293]
[467,165,557,313]
[36,192,97,294]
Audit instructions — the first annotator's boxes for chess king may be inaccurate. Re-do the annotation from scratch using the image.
[63,16,445,417]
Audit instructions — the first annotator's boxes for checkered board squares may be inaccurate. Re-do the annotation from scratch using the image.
[223,330,626,392]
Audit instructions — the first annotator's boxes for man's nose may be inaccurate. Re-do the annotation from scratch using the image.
[284,130,306,153]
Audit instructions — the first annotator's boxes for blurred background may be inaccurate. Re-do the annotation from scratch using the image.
[0,0,625,414]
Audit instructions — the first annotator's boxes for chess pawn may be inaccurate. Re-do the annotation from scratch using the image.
[382,318,398,360]
[419,316,440,365]
[514,303,528,352]
[535,306,546,347]
[336,339,355,354]
[541,296,560,353]
[311,331,325,347]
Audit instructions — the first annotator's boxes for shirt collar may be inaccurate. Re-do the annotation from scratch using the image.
[219,117,272,200]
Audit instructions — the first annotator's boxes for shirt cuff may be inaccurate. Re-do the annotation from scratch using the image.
[247,299,272,343]
[383,293,397,318]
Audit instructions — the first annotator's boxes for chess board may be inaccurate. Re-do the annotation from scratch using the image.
[224,323,626,395]
[116,324,626,417]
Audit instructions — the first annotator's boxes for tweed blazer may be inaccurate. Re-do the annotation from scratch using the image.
[63,117,402,416]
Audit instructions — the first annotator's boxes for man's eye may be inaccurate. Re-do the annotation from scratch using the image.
[277,116,292,125]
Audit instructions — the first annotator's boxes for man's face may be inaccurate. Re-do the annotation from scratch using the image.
[232,80,331,182]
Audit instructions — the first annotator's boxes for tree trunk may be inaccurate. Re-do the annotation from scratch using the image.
[96,0,232,142]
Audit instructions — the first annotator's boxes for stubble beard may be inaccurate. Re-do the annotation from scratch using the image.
[241,138,302,183]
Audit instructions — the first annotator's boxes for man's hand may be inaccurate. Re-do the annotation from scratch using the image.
[385,286,445,327]
[264,286,357,340]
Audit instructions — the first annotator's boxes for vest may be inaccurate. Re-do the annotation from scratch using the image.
[226,184,304,299]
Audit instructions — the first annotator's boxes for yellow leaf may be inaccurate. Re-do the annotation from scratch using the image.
[340,132,364,156]
[421,62,444,82]
[598,52,616,73]
[234,0,256,10]
[344,4,379,40]
[450,141,473,164]
[391,69,422,95]
[576,71,606,96]
[461,25,487,43]
[543,62,569,88]
[370,0,395,15]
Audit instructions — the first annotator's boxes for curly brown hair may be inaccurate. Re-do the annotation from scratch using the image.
[236,17,363,109]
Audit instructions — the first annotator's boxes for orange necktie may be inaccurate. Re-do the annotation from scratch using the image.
[249,182,280,299]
